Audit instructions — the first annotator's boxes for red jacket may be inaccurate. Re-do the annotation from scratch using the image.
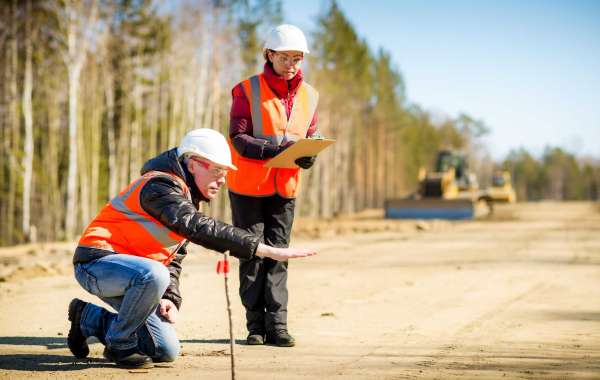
[229,63,318,160]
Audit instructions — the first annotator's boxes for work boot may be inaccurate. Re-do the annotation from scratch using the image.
[266,330,295,347]
[104,346,153,369]
[67,298,89,358]
[246,331,265,345]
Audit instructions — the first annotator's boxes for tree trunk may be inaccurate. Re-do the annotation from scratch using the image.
[193,24,209,130]
[103,68,117,198]
[7,0,20,244]
[21,0,34,241]
[47,104,62,241]
[117,65,132,187]
[78,107,90,227]
[319,108,332,217]
[63,0,97,240]
[128,82,142,182]
[91,63,103,216]
[0,47,6,244]
[65,63,82,239]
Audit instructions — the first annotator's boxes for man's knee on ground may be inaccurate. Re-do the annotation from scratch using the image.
[155,339,180,362]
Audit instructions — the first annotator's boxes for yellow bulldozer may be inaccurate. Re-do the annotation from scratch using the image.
[486,170,517,203]
[385,150,491,220]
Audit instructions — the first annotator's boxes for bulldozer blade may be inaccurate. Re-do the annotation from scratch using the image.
[385,198,475,220]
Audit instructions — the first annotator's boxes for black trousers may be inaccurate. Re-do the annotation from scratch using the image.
[229,192,296,333]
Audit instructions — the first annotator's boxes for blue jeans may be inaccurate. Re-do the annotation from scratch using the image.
[74,254,179,362]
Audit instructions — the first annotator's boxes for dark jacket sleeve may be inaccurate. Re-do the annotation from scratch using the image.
[139,175,260,259]
[229,84,281,160]
[162,243,187,309]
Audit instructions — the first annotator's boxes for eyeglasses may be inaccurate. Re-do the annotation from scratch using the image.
[274,52,304,66]
[191,158,228,178]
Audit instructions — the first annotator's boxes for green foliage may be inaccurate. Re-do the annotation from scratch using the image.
[503,147,599,201]
[399,107,443,183]
[312,1,373,107]
[231,0,283,78]
[372,48,405,112]
[503,148,544,200]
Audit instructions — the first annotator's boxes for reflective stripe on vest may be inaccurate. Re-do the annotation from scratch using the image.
[78,171,190,265]
[227,73,319,198]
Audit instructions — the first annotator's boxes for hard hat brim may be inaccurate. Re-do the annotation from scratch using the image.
[263,46,309,54]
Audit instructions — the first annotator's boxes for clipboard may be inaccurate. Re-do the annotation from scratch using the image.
[264,138,336,168]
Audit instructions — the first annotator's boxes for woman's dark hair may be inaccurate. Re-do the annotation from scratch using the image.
[264,49,274,62]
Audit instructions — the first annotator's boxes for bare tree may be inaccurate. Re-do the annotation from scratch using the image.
[5,0,20,244]
[21,0,35,241]
[54,0,98,239]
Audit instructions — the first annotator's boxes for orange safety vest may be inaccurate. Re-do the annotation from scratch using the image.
[78,171,190,265]
[227,73,319,198]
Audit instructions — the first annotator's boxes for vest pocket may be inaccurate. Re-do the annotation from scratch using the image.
[235,156,273,191]
[276,168,300,198]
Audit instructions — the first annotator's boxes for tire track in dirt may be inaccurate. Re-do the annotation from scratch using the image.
[412,281,547,372]
[405,206,599,378]
[331,205,581,378]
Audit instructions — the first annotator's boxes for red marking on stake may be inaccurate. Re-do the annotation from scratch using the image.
[216,260,229,274]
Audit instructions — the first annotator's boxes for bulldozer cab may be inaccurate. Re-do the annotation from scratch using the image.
[487,171,516,203]
[423,150,474,196]
[436,150,468,180]
[492,171,507,187]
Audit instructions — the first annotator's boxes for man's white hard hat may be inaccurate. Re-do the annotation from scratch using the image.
[264,24,309,54]
[177,128,237,170]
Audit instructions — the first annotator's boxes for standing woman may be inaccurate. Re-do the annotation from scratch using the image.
[227,24,319,347]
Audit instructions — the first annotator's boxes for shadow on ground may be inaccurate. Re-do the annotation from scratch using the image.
[0,354,111,371]
[0,336,67,350]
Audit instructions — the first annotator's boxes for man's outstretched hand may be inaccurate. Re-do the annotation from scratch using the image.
[255,243,317,261]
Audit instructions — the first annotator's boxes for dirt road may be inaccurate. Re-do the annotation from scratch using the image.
[1,202,599,379]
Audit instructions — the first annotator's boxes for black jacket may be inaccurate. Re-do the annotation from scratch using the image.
[74,148,260,309]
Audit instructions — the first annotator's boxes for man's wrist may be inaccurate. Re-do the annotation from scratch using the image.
[255,243,273,259]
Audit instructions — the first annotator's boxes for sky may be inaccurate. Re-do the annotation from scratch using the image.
[281,0,600,160]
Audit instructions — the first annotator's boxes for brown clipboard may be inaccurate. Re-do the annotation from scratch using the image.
[264,138,336,168]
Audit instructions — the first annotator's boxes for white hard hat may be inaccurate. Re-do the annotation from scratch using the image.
[264,24,309,54]
[177,128,237,170]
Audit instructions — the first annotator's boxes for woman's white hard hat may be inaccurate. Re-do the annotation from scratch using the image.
[177,128,237,170]
[264,24,309,54]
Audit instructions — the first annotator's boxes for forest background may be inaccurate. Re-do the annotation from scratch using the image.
[1,0,598,246]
